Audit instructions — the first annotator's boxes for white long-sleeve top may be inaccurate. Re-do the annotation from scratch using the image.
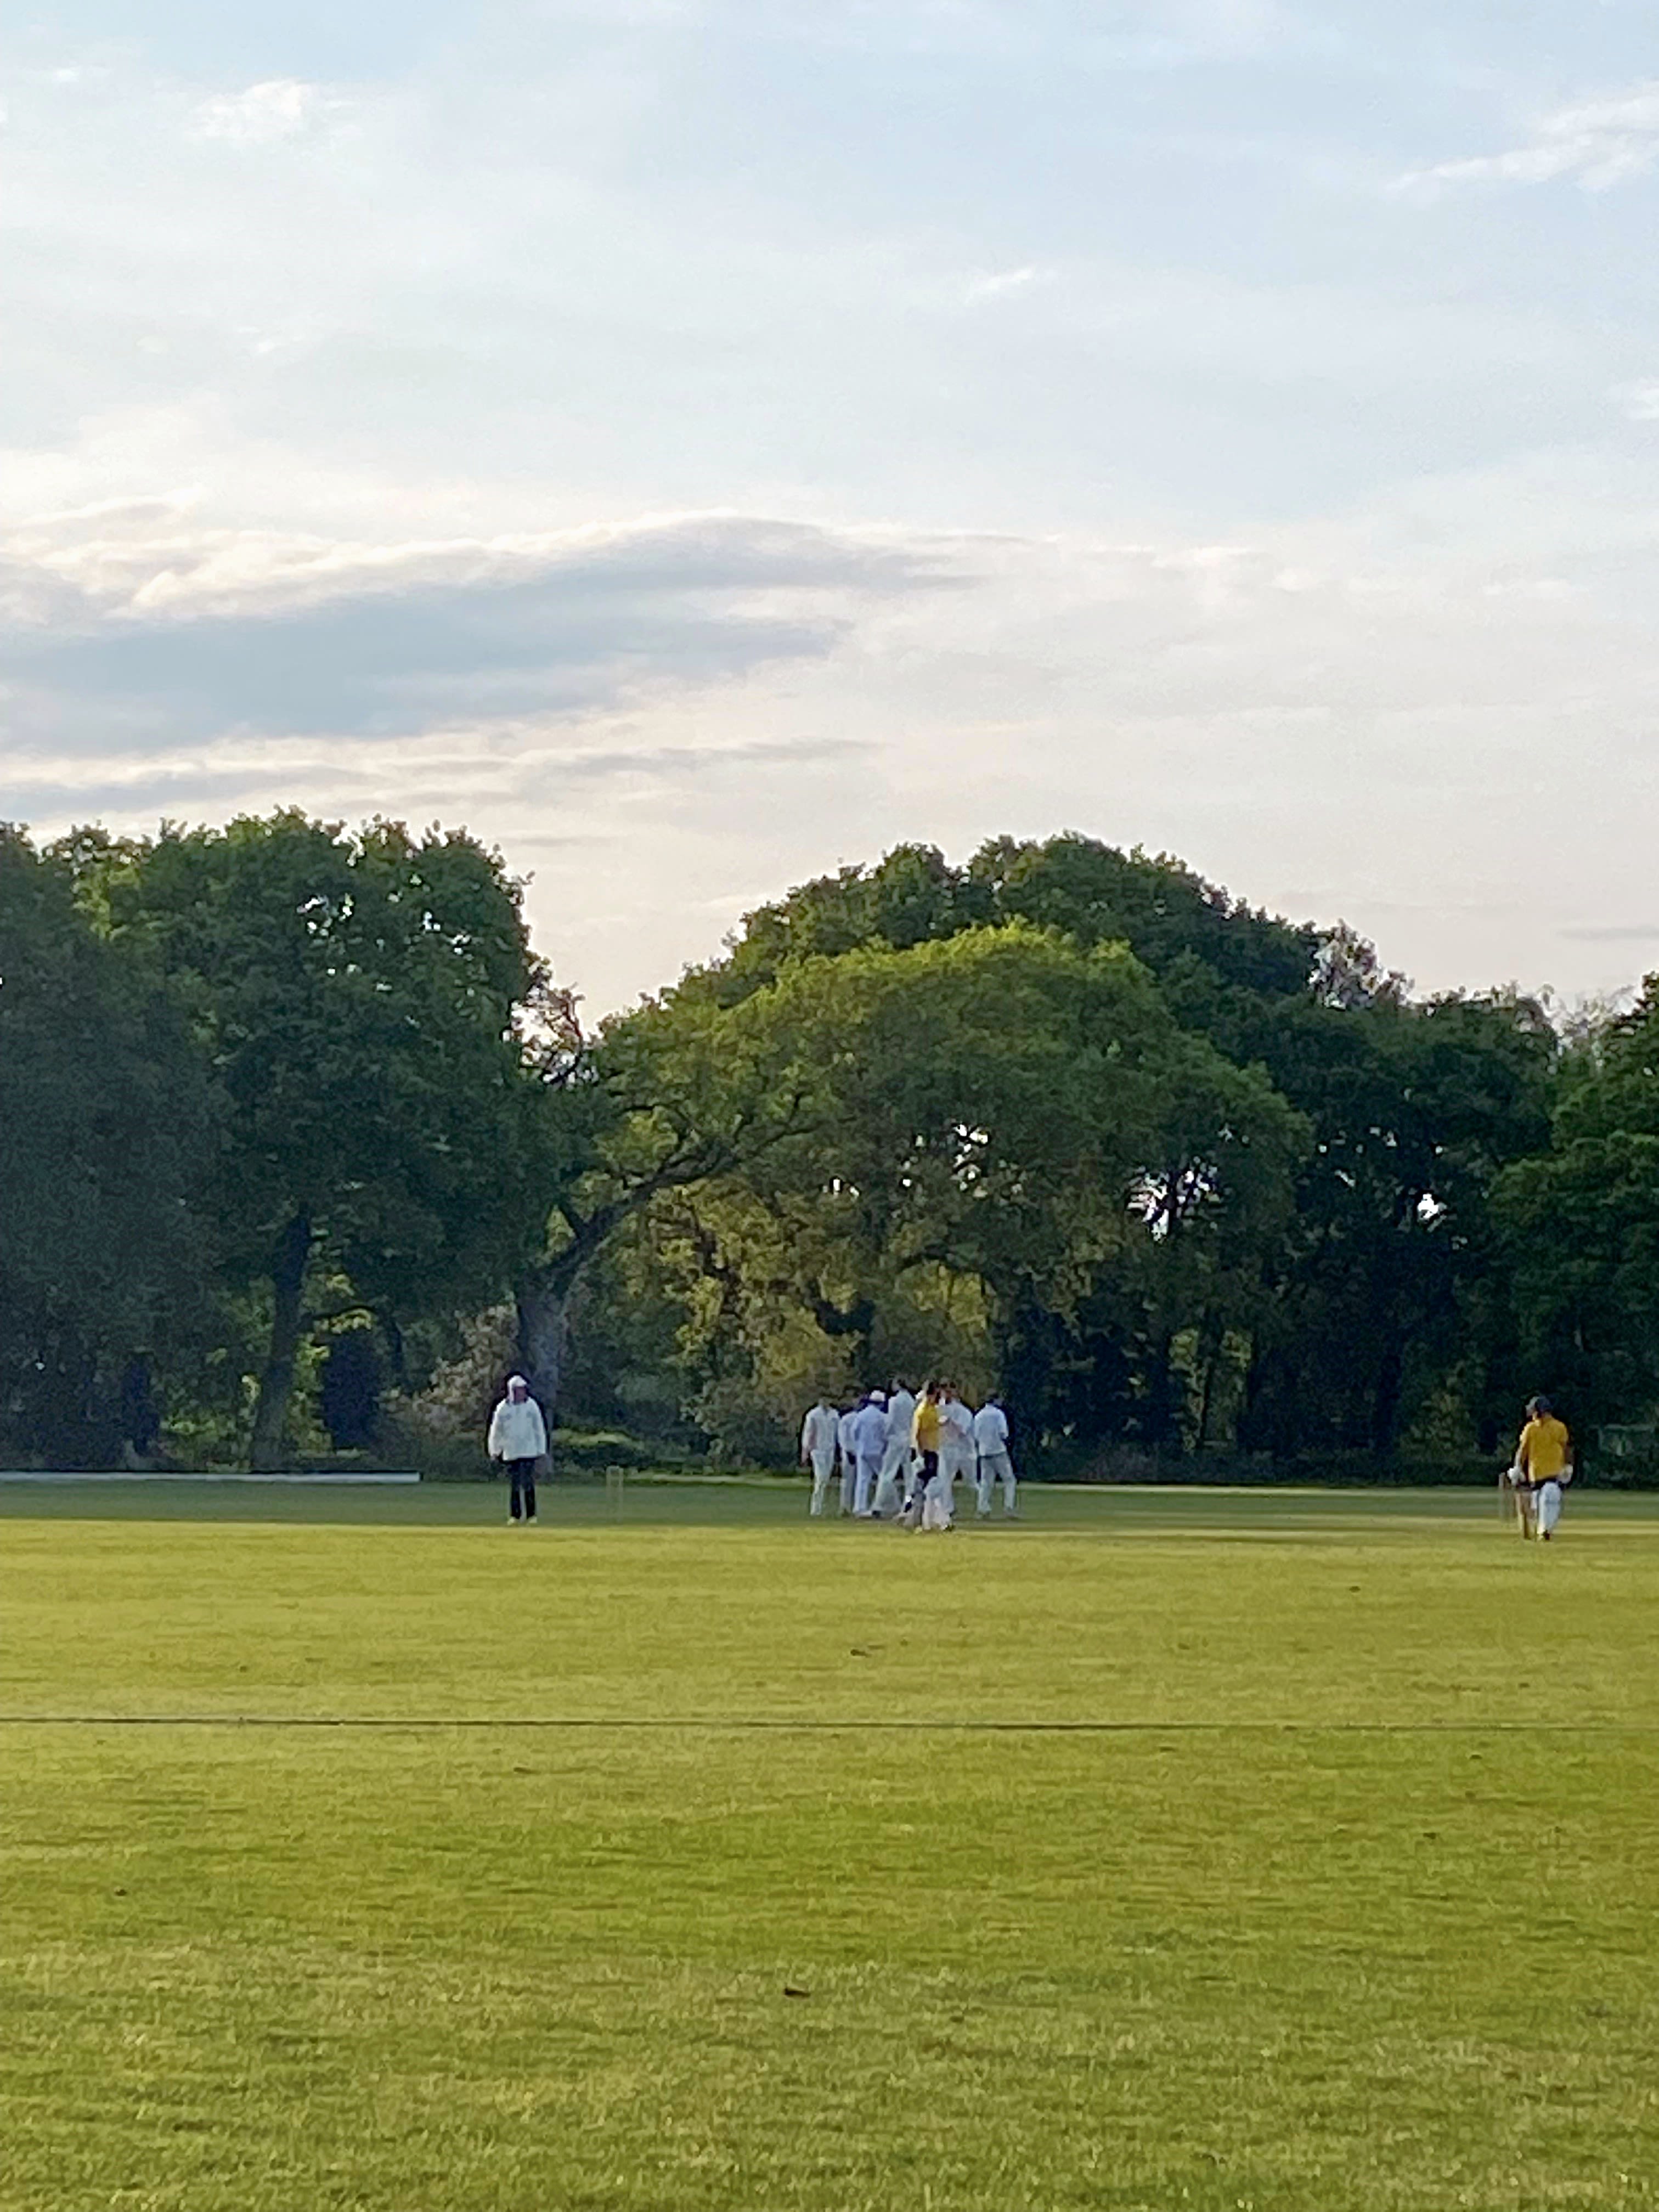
[837,1409,859,1460]
[972,1402,1009,1454]
[487,1396,548,1460]
[885,1390,917,1443]
[939,1396,975,1448]
[801,1404,839,1457]
[852,1401,888,1458]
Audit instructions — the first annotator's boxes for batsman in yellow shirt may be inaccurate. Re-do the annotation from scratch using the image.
[908,1385,948,1531]
[1510,1395,1573,1541]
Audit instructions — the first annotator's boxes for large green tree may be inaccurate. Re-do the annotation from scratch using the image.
[0,827,218,1465]
[596,923,1305,1454]
[73,814,552,1468]
[1238,988,1556,1458]
[1497,983,1659,1437]
[718,833,1317,1010]
[509,958,822,1417]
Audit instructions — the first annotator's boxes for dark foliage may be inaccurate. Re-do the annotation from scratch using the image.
[319,1330,385,1451]
[0,828,218,1466]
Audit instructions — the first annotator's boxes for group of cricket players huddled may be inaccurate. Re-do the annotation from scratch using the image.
[800,1386,1576,1538]
[1503,1395,1575,1541]
[799,1382,1016,1528]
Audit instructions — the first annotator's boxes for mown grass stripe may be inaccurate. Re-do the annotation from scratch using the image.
[2,1713,1655,1733]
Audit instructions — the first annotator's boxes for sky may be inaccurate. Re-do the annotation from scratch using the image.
[4,1,1659,1012]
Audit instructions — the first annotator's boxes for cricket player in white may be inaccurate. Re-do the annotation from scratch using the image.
[874,1381,917,1517]
[836,1403,861,1515]
[851,1391,888,1517]
[972,1393,1017,1517]
[800,1397,839,1517]
[938,1386,975,1520]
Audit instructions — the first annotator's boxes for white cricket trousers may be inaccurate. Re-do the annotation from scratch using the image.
[808,1448,836,1516]
[975,1449,1016,1515]
[855,1451,882,1517]
[873,1437,909,1516]
[1537,1479,1563,1536]
[921,1465,952,1530]
[940,1443,973,1514]
[839,1455,856,1514]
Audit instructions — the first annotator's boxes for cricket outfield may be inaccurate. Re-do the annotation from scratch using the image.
[3,1482,1657,2211]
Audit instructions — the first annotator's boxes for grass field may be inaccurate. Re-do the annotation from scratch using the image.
[4,1480,1658,2211]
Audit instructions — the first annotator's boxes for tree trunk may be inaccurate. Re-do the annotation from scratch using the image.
[1369,1331,1407,1458]
[1238,1339,1291,1460]
[514,1204,644,1448]
[1193,1312,1224,1452]
[515,1269,572,1442]
[1144,1327,1181,1452]
[381,1312,408,1389]
[119,1353,161,1467]
[250,1210,312,1471]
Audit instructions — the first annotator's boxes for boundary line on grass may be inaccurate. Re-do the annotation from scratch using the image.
[1,1715,1655,1734]
[0,1471,420,1486]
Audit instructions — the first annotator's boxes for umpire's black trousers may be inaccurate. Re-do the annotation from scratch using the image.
[507,1457,538,1521]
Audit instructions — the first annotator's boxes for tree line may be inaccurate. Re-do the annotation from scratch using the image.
[4,814,1655,1478]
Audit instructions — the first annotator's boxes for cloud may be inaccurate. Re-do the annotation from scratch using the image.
[4,504,940,622]
[1398,82,1659,195]
[0,508,955,758]
[191,78,332,145]
[1559,924,1659,943]
[963,265,1058,303]
[0,725,869,823]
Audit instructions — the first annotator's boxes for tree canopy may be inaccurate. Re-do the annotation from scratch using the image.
[0,827,218,1464]
[54,813,554,1466]
[8,816,1655,1480]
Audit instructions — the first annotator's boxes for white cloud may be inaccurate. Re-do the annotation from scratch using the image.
[2,503,945,623]
[191,78,331,146]
[0,505,957,764]
[963,264,1058,303]
[1614,381,1659,422]
[1398,81,1659,195]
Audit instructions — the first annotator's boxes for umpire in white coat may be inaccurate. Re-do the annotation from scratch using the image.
[488,1375,548,1524]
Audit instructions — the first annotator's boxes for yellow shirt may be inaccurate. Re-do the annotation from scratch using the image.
[1518,1415,1571,1482]
[912,1399,941,1453]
